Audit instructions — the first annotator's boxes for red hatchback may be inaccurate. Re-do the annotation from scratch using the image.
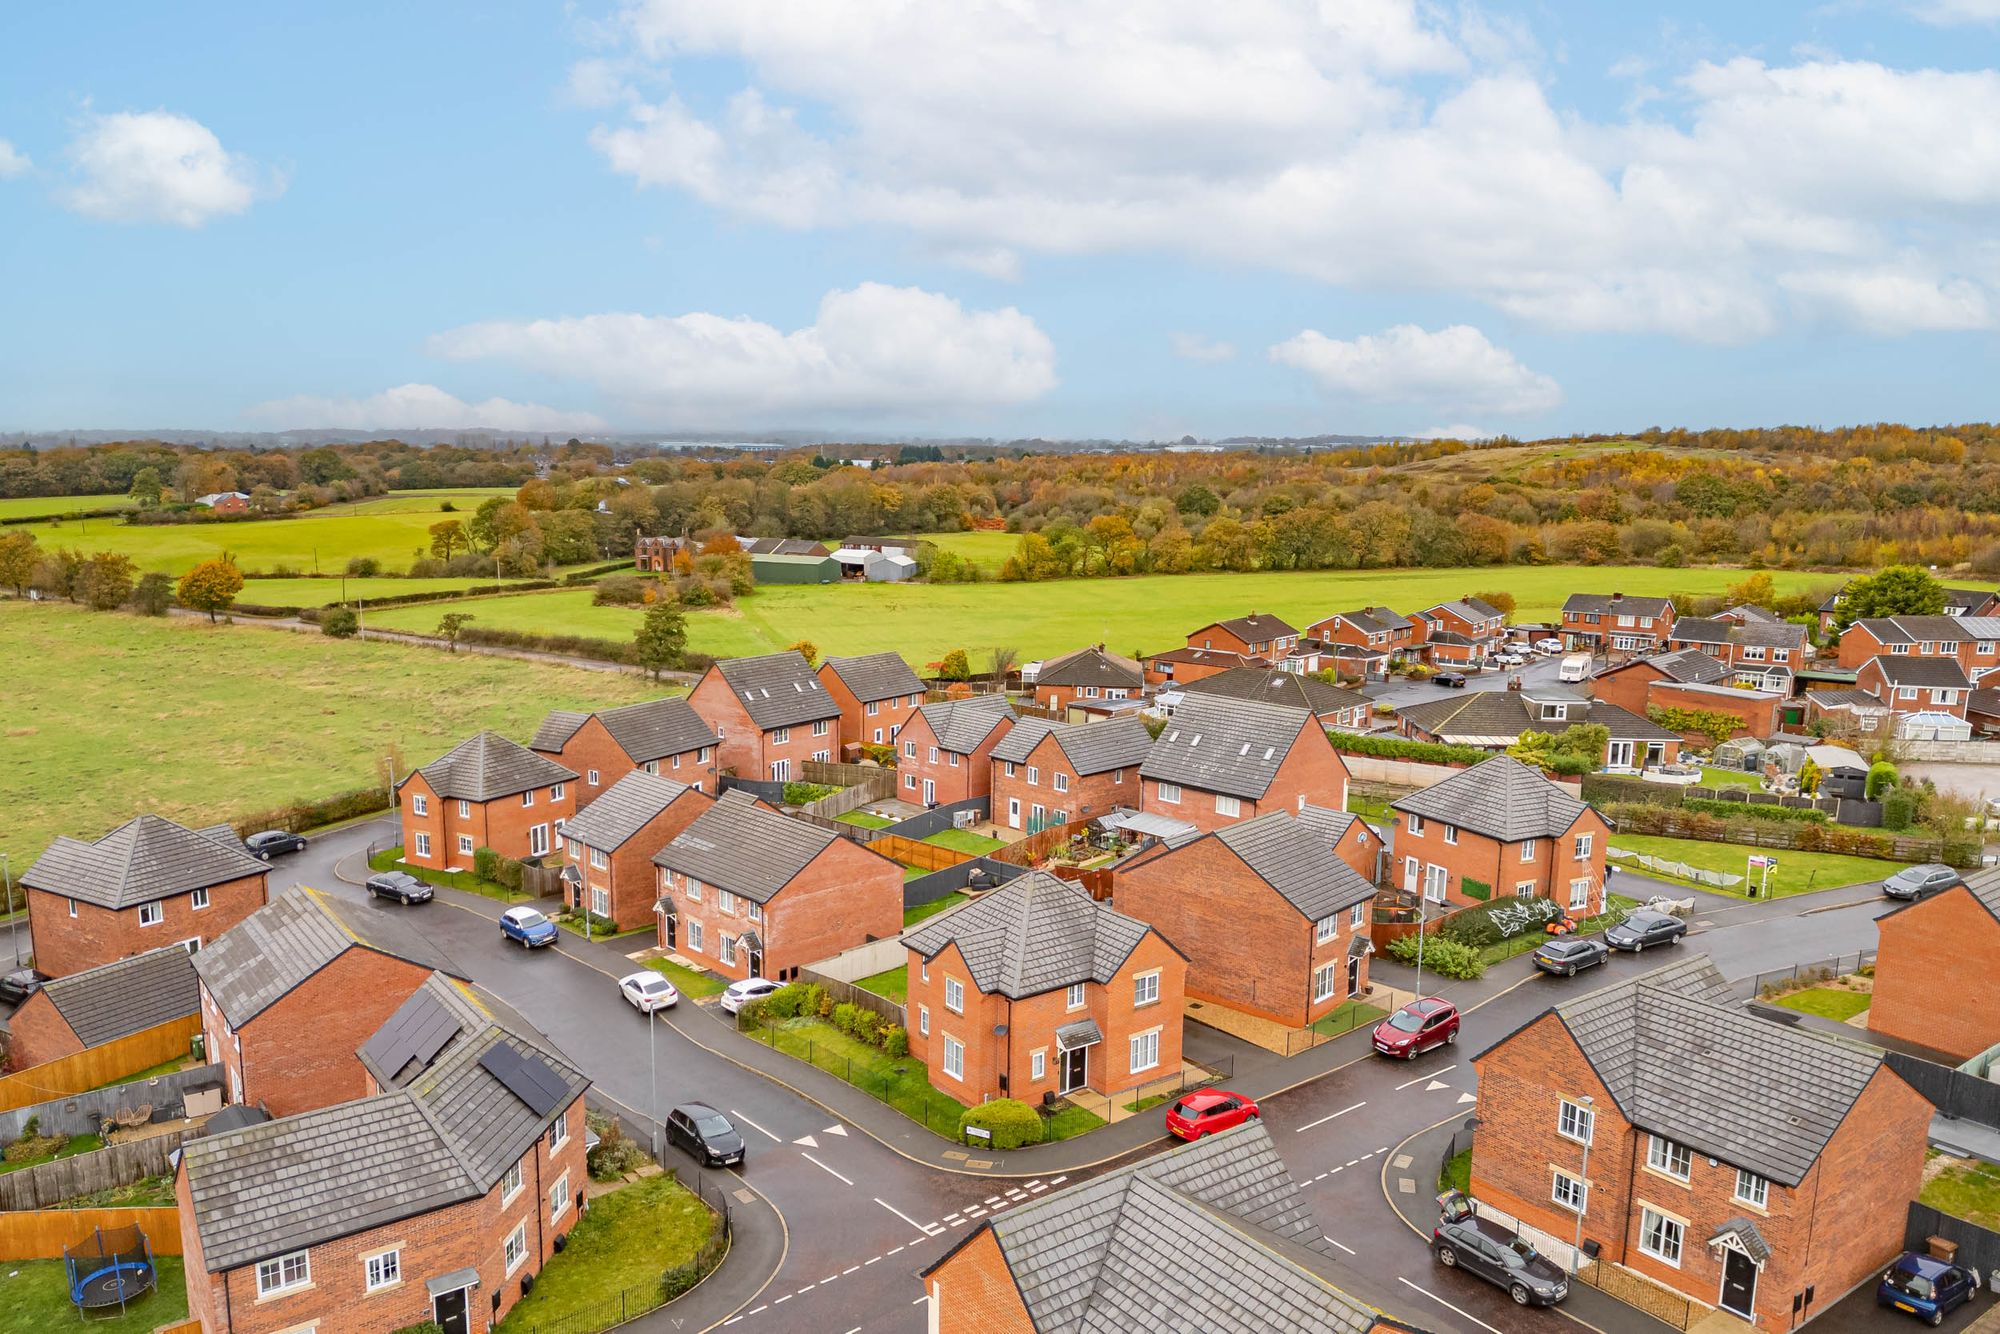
[1165,1089,1260,1140]
[1373,997,1460,1060]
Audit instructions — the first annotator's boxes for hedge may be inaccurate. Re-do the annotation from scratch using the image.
[1326,732,1490,767]
[958,1098,1044,1149]
[228,784,390,835]
[1439,896,1563,949]
[1385,932,1486,979]
[1603,801,1955,859]
[1679,797,1828,825]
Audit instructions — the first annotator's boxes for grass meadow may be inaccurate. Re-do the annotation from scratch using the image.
[0,494,135,520]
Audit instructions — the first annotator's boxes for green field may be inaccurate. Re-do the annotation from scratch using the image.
[1609,832,1907,898]
[240,576,539,607]
[0,601,657,868]
[919,530,1020,572]
[0,494,134,519]
[364,564,1833,665]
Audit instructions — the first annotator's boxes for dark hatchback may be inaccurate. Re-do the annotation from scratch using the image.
[1435,672,1469,688]
[667,1103,745,1168]
[1434,1214,1570,1306]
[1878,1252,1979,1325]
[1532,937,1609,977]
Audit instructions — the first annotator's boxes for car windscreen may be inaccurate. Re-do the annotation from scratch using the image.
[515,911,549,927]
[1502,1237,1539,1263]
[695,1115,734,1137]
[1387,1011,1425,1032]
[1884,1267,1934,1299]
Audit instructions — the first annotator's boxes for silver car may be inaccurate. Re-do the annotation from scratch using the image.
[1882,864,1961,901]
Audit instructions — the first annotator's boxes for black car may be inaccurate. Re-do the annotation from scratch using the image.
[1435,672,1469,688]
[666,1103,745,1168]
[244,830,308,860]
[1434,1214,1570,1306]
[1532,937,1610,977]
[1604,909,1687,952]
[365,871,434,904]
[0,966,50,1004]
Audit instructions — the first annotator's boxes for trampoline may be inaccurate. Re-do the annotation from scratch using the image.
[64,1225,157,1318]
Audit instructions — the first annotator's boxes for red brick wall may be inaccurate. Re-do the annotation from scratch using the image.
[1870,887,2000,1060]
[896,710,1010,805]
[1643,682,1780,741]
[399,771,577,871]
[566,789,714,932]
[1592,664,1662,717]
[1188,625,1256,657]
[927,1227,1038,1334]
[818,662,920,747]
[1143,656,1240,688]
[1857,659,1969,717]
[666,837,902,981]
[535,715,716,810]
[1395,809,1607,912]
[28,871,267,978]
[990,732,1134,831]
[1835,625,1893,669]
[687,666,840,779]
[3,988,82,1069]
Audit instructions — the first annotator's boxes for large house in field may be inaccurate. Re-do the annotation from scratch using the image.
[895,694,1016,806]
[1391,757,1608,914]
[529,697,718,806]
[1184,612,1300,664]
[1396,684,1681,772]
[398,731,577,872]
[22,815,270,977]
[817,651,927,748]
[1140,695,1349,833]
[1027,645,1146,712]
[1177,665,1370,730]
[4,945,199,1071]
[557,772,713,932]
[990,716,1152,833]
[1561,593,1676,652]
[687,650,842,782]
[1472,957,1930,1330]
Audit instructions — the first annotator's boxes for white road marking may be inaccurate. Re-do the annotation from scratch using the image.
[775,1295,791,1305]
[1027,1182,1047,1193]
[723,1319,740,1326]
[799,1284,816,1294]
[966,1206,987,1217]
[845,1327,861,1333]
[1345,1159,1360,1167]
[888,1246,906,1256]
[949,1217,967,1226]
[1050,1175,1067,1184]
[793,1133,819,1148]
[1324,1234,1357,1256]
[1458,1092,1478,1104]
[865,1256,881,1265]
[875,1197,932,1234]
[824,1124,848,1136]
[1397,1064,1456,1090]
[822,1274,839,1284]
[913,1297,928,1305]
[844,1266,860,1275]
[731,1109,783,1143]
[1295,1101,1367,1132]
[1396,1278,1506,1334]
[985,1195,1003,1205]
[749,1306,767,1316]
[1424,1080,1450,1092]
[802,1152,853,1185]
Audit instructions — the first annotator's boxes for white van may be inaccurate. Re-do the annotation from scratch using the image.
[1558,653,1593,683]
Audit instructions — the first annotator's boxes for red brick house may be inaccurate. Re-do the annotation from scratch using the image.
[652,789,902,982]
[1307,606,1423,667]
[1836,615,2000,677]
[1114,808,1377,1029]
[1869,870,2000,1061]
[1391,757,1608,913]
[989,716,1152,833]
[178,972,589,1334]
[1185,612,1299,664]
[896,694,1016,806]
[558,772,713,931]
[1471,957,1931,1329]
[687,650,842,781]
[1028,645,1145,711]
[1177,665,1369,730]
[1561,593,1675,652]
[1667,617,1809,674]
[817,651,927,748]
[1416,597,1507,666]
[634,534,686,571]
[1589,649,1730,717]
[3,945,199,1071]
[1396,685,1681,771]
[21,816,270,977]
[398,731,577,872]
[1140,694,1350,833]
[1142,646,1257,688]
[904,871,1185,1107]
[1857,654,1972,717]
[530,697,718,807]
[193,885,466,1116]
[1643,679,1786,743]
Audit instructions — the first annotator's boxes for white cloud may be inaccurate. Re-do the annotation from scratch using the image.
[428,282,1057,421]
[243,384,606,433]
[1904,0,2000,23]
[1780,265,1993,334]
[0,139,29,179]
[1269,324,1562,415]
[63,110,278,226]
[1170,332,1236,363]
[578,2,2000,340]
[1414,424,1492,440]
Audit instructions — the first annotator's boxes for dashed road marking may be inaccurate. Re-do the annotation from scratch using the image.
[1396,1277,1506,1334]
[1295,1101,1367,1132]
[888,1245,905,1256]
[731,1109,783,1143]
[1325,1235,1357,1256]
[875,1198,931,1234]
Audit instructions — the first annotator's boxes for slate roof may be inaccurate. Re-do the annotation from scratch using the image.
[1544,957,1884,1185]
[1633,649,1733,685]
[1563,593,1674,617]
[1723,604,1784,624]
[902,871,1154,999]
[821,651,926,703]
[1959,866,2000,919]
[21,814,270,910]
[193,886,465,1029]
[991,716,1153,775]
[1212,811,1378,922]
[1194,613,1299,644]
[1324,606,1413,635]
[1427,597,1503,624]
[1397,693,1676,745]
[1147,647,1258,670]
[1673,617,1808,650]
[932,1122,1384,1334]
[1973,687,2000,717]
[913,694,1016,754]
[1392,756,1593,842]
[1868,656,1972,688]
[652,789,841,903]
[1140,695,1316,800]
[1946,588,1997,613]
[713,652,840,729]
[405,731,576,802]
[1181,666,1368,720]
[36,946,200,1047]
[1034,646,1146,690]
[531,698,717,763]
[1711,1218,1772,1265]
[557,771,699,852]
[1806,688,1888,710]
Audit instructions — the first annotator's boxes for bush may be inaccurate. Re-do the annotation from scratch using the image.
[1680,797,1827,824]
[593,575,655,606]
[854,1009,882,1044]
[320,606,359,638]
[1385,932,1486,979]
[474,847,502,882]
[128,571,174,616]
[782,781,838,806]
[831,1001,860,1033]
[958,1098,1044,1149]
[862,743,898,767]
[1867,760,1899,800]
[228,785,391,836]
[761,982,823,1021]
[1883,788,1918,831]
[1325,732,1491,768]
[346,557,380,577]
[881,1025,909,1058]
[585,1114,649,1181]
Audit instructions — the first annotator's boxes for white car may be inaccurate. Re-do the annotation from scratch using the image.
[719,977,784,1015]
[619,971,680,1014]
[1534,638,1565,654]
[1494,651,1525,668]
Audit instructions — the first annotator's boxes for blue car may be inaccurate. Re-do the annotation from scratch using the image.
[499,906,559,948]
[1878,1252,1979,1326]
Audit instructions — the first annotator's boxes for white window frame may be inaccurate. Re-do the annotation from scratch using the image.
[364,1248,401,1292]
[587,768,600,785]
[685,877,702,901]
[68,897,77,918]
[719,934,738,966]
[458,799,471,818]
[414,831,431,858]
[1423,864,1448,903]
[529,823,551,857]
[1407,813,1425,835]
[191,886,210,911]
[1442,824,1458,845]
[812,719,830,737]
[551,782,565,802]
[1647,1135,1692,1182]
[905,739,917,758]
[942,1035,964,1080]
[1639,1208,1684,1267]
[256,1250,311,1298]
[1026,765,1039,786]
[1031,1049,1045,1081]
[918,1004,929,1036]
[1313,961,1337,1002]
[550,1171,570,1222]
[1733,1169,1769,1209]
[1520,839,1537,862]
[1558,1099,1593,1145]
[138,902,164,928]
[688,919,704,953]
[504,1222,529,1275]
[1054,772,1070,794]
[1316,916,1338,944]
[1350,901,1368,928]
[1066,982,1086,1010]
[522,789,535,808]
[457,833,474,855]
[1133,970,1161,1007]
[945,976,964,1014]
[549,1107,570,1152]
[1551,1169,1587,1213]
[1215,793,1240,817]
[1129,1029,1160,1074]
[589,846,609,870]
[1157,782,1181,804]
[1573,834,1593,860]
[772,727,791,744]
[411,793,428,816]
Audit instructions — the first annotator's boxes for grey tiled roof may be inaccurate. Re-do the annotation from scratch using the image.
[406,731,576,802]
[991,716,1153,775]
[1140,695,1316,800]
[1034,646,1146,690]
[533,697,717,763]
[1869,656,1972,688]
[902,871,1154,999]
[1427,597,1503,624]
[1973,687,2000,717]
[1398,692,1677,745]
[1637,649,1732,685]
[1723,604,1783,624]
[1673,618,1808,651]
[193,886,465,1029]
[821,652,925,703]
[960,1122,1382,1334]
[1147,647,1257,669]
[714,651,841,729]
[1946,587,1996,612]
[913,694,1016,754]
[21,814,270,910]
[559,771,700,852]
[529,709,590,752]
[1563,593,1674,617]
[37,946,200,1047]
[1213,811,1377,922]
[1196,613,1299,644]
[652,789,840,904]
[1392,756,1591,842]
[1806,688,1887,709]
[1181,667,1367,720]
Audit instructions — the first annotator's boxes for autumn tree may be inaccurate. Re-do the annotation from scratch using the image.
[1833,566,1944,629]
[178,558,245,621]
[436,612,475,651]
[0,531,37,595]
[634,601,688,679]
[937,648,971,681]
[130,572,173,616]
[428,519,469,559]
[1473,590,1517,619]
[1724,572,1777,608]
[77,552,136,610]
[786,639,819,666]
[128,466,164,508]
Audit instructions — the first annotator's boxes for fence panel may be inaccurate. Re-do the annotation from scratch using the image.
[1907,1203,2000,1278]
[796,969,907,1031]
[0,1018,201,1115]
[872,835,978,873]
[804,772,897,820]
[0,1064,220,1142]
[0,1207,184,1260]
[903,858,1024,908]
[990,818,1092,868]
[1735,951,1875,1000]
[878,798,990,842]
[802,760,896,788]
[1887,1052,2000,1128]
[0,1135,186,1212]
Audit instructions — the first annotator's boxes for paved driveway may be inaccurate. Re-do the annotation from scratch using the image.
[1363,650,1572,710]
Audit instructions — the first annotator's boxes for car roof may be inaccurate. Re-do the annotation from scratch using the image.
[1896,1253,1952,1277]
[1627,909,1674,922]
[728,977,779,991]
[1175,1089,1233,1108]
[676,1101,722,1117]
[1409,997,1453,1014]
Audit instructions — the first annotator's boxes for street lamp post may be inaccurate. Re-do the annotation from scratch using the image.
[649,1005,661,1159]
[1571,1094,1594,1279]
[1413,891,1427,998]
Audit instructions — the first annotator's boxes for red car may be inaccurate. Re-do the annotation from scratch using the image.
[1165,1089,1260,1140]
[1373,997,1460,1060]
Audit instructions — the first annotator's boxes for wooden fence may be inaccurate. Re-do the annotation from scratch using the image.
[870,835,978,873]
[990,818,1091,868]
[0,1017,200,1114]
[0,1135,186,1212]
[1045,865,1116,901]
[804,771,896,820]
[802,759,897,787]
[797,969,908,1032]
[0,1207,184,1260]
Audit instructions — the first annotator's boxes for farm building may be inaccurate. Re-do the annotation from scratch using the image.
[751,552,840,584]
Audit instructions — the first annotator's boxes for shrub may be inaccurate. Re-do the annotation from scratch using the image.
[473,847,502,882]
[1325,732,1491,767]
[854,1009,882,1045]
[1680,797,1827,824]
[1438,897,1561,948]
[764,983,820,1021]
[593,575,653,606]
[586,1115,648,1181]
[831,1001,861,1034]
[1867,760,1899,800]
[1883,788,1918,831]
[346,557,380,577]
[128,572,174,616]
[320,606,359,638]
[782,781,838,806]
[880,1025,909,1058]
[958,1098,1044,1149]
[1385,932,1486,979]
[862,743,898,767]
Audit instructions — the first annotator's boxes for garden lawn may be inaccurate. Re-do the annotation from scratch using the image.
[1346,792,1397,825]
[1310,1000,1390,1037]
[0,602,657,868]
[368,846,532,903]
[855,965,908,1004]
[648,958,727,998]
[100,1057,187,1088]
[55,1172,178,1208]
[755,1017,970,1137]
[1440,1148,1472,1195]
[1608,833,1908,898]
[1700,766,1763,791]
[836,810,894,829]
[498,1173,714,1332]
[1771,986,1872,1022]
[0,493,132,519]
[0,1132,100,1175]
[0,1258,186,1334]
[904,892,965,925]
[922,828,1007,855]
[1923,1155,2000,1232]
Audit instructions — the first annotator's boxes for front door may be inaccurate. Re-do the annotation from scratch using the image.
[923,778,935,805]
[433,1287,470,1334]
[747,948,763,979]
[661,915,676,949]
[1008,798,1021,829]
[1059,1045,1087,1094]
[1346,954,1362,996]
[1719,1248,1757,1319]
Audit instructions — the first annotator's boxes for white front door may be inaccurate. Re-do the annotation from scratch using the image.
[1403,856,1418,894]
[1008,798,1021,829]
[923,778,936,804]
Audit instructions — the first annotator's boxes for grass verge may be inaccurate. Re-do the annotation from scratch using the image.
[1124,1093,1172,1115]
[904,892,966,926]
[1440,1147,1472,1195]
[855,965,908,1004]
[648,958,728,999]
[922,828,1007,855]
[1771,986,1871,1022]
[1346,792,1399,825]
[368,845,532,902]
[498,1173,716,1332]
[0,1257,186,1334]
[1608,833,1908,898]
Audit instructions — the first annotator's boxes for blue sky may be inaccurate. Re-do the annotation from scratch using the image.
[3,1,1999,440]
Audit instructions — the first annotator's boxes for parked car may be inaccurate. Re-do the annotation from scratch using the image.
[1878,1252,1979,1325]
[718,977,784,1015]
[1604,909,1687,952]
[0,967,49,1004]
[364,871,434,904]
[244,830,308,859]
[1493,651,1525,668]
[667,1102,745,1168]
[1433,1214,1570,1307]
[499,905,559,948]
[1532,937,1610,977]
[1882,864,1963,902]
[1373,997,1460,1059]
[1164,1090,1260,1141]
[1534,637,1565,654]
[1435,672,1468,688]
[618,971,680,1014]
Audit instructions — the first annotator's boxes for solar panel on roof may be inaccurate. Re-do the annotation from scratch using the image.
[362,990,463,1086]
[479,1043,567,1117]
